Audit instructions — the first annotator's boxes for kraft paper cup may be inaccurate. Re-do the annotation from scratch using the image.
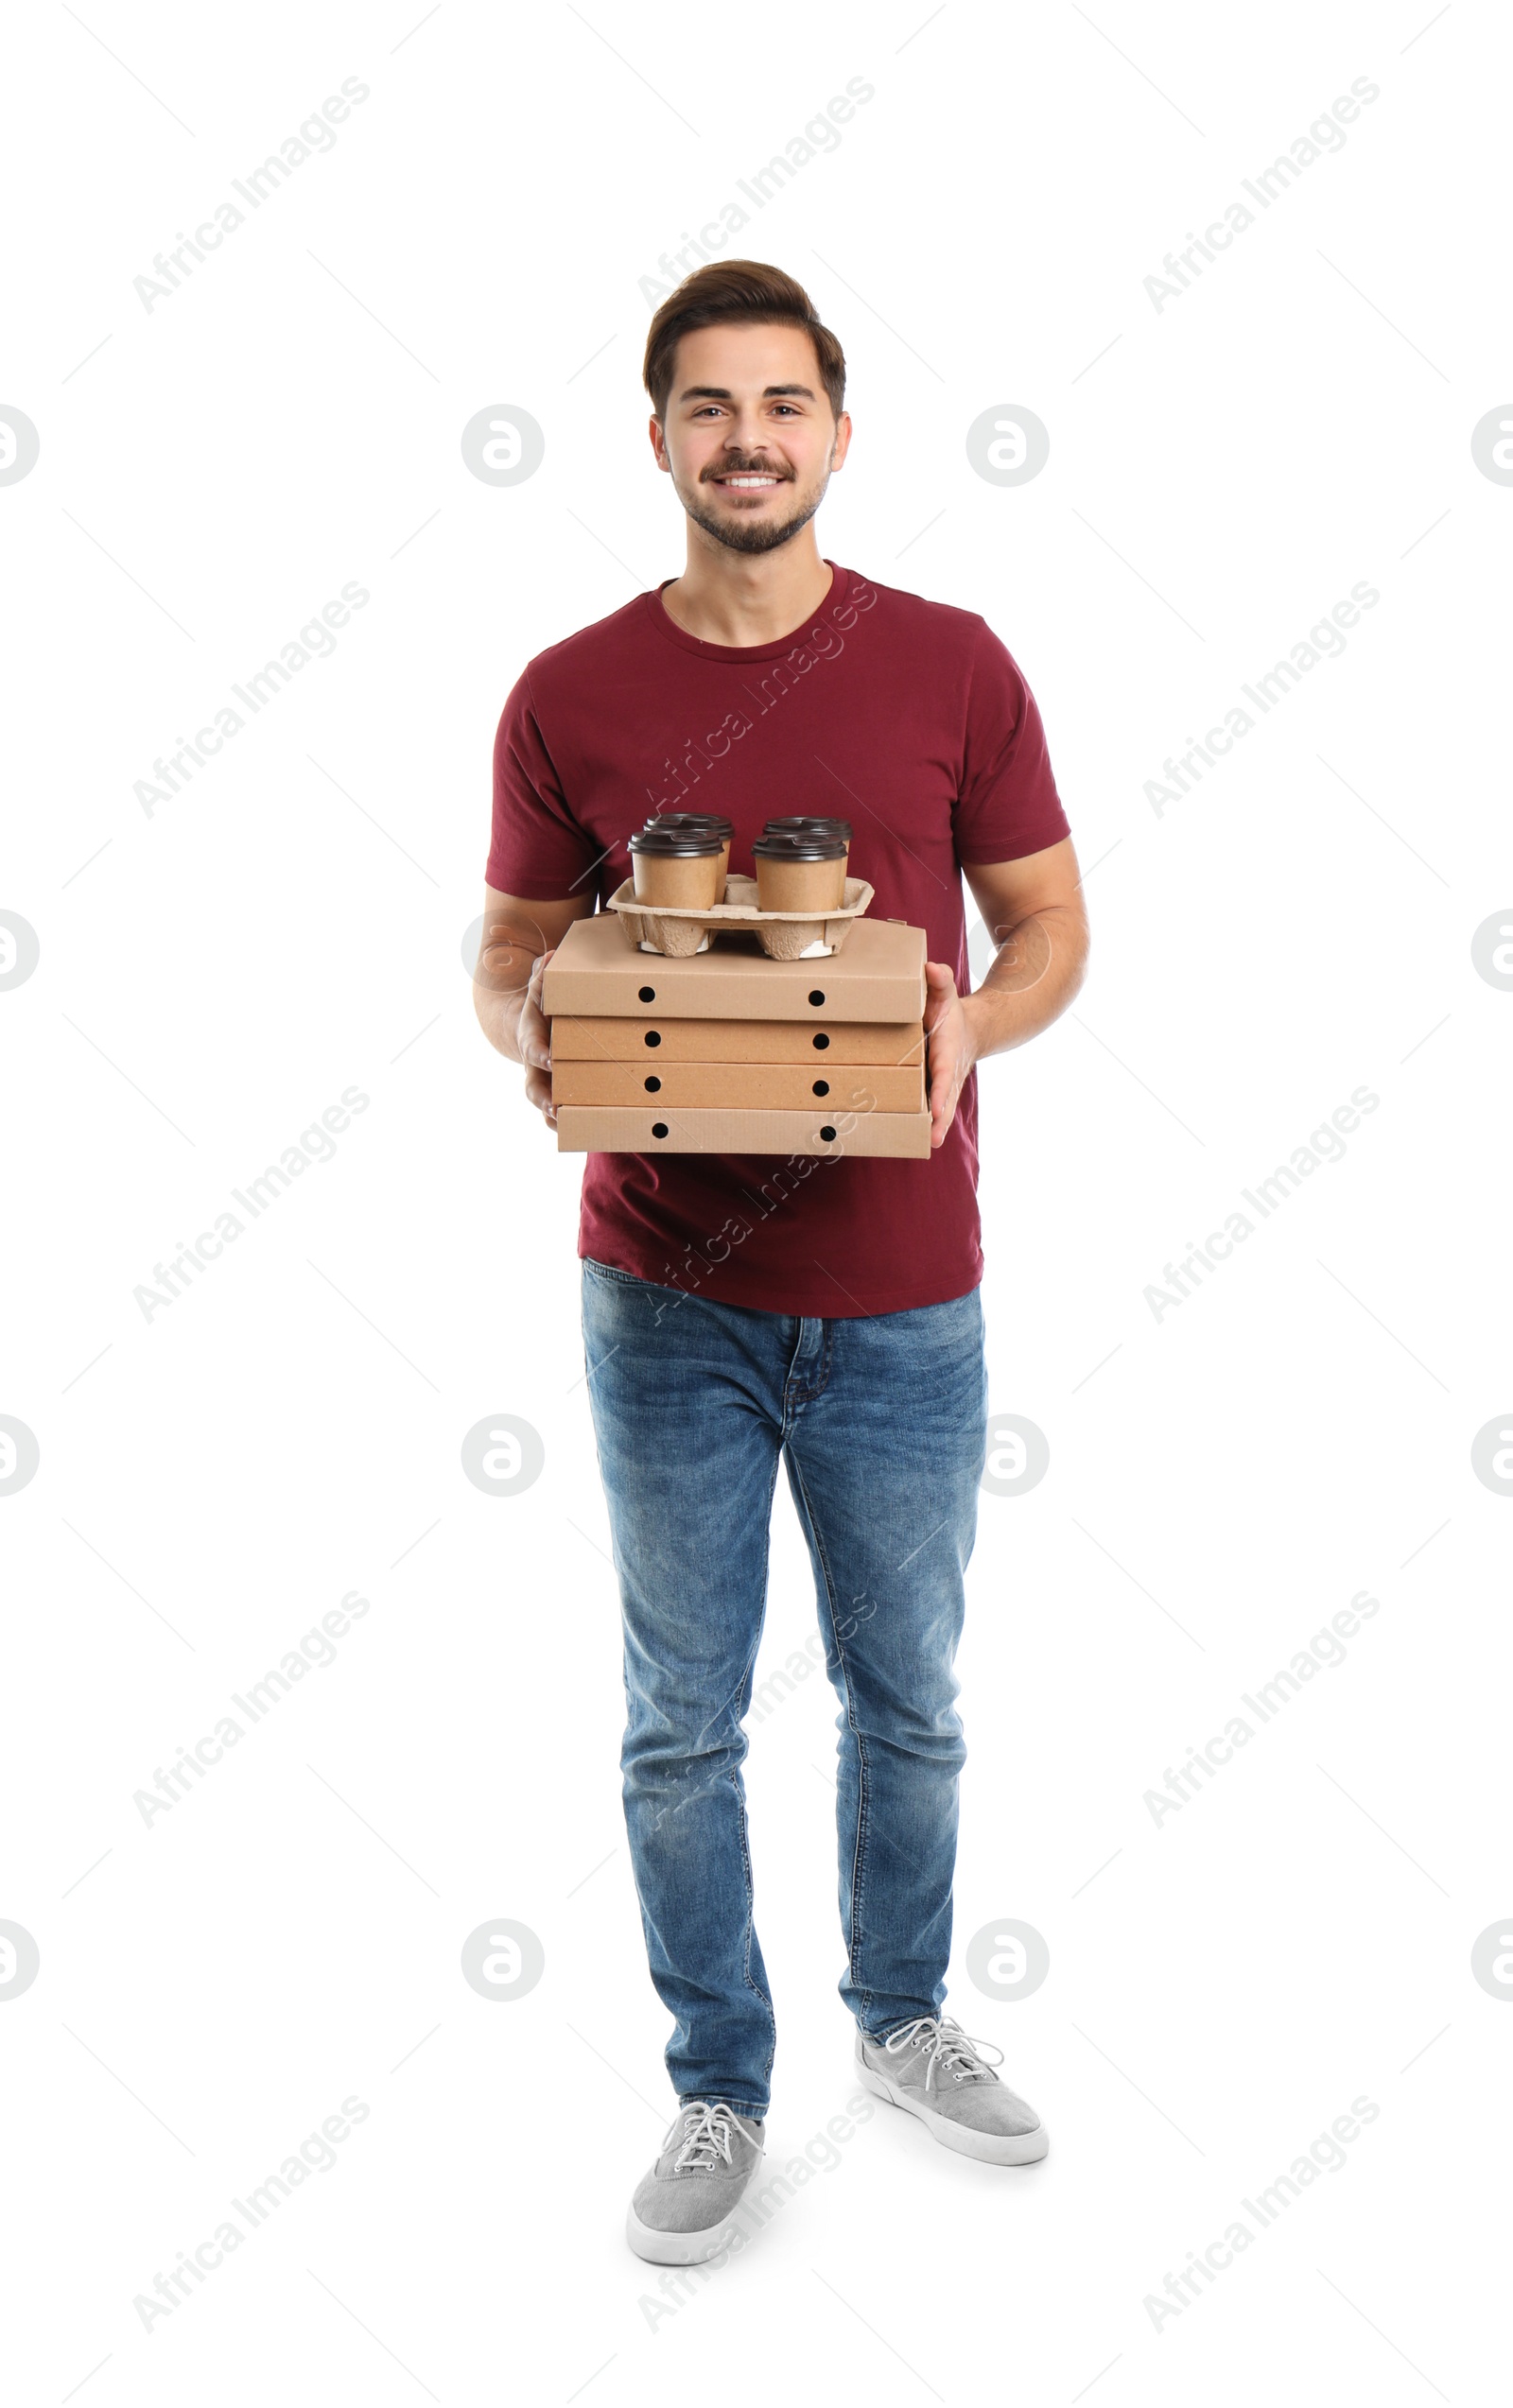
[645,812,732,896]
[752,833,847,913]
[762,814,851,874]
[629,828,724,909]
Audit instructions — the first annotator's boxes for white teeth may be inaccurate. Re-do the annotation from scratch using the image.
[721,476,777,487]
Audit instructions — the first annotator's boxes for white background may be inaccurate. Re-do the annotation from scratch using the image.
[4,1,1510,2400]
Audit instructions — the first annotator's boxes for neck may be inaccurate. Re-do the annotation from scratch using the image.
[660,525,834,648]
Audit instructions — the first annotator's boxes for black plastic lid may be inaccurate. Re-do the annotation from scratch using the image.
[763,814,852,843]
[648,810,734,841]
[751,830,847,863]
[630,825,723,858]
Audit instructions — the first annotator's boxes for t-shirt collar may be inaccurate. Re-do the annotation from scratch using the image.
[641,560,851,663]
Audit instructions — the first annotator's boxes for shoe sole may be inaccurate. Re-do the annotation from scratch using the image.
[624,2157,765,2265]
[857,2060,1050,2165]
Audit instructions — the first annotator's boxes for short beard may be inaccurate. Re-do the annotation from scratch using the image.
[682,478,826,556]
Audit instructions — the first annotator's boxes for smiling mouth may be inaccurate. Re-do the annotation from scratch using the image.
[707,471,789,491]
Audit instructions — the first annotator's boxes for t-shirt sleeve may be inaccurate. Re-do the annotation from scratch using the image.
[952,620,1071,864]
[485,667,602,899]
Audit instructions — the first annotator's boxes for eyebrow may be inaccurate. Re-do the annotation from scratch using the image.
[677,383,818,402]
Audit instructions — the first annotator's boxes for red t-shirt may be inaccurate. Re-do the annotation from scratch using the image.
[487,561,1070,1317]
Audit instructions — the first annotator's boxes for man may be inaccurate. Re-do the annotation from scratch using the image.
[474,262,1087,2262]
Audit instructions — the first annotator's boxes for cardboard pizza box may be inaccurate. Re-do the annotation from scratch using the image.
[555,1104,933,1158]
[550,1014,927,1066]
[551,1060,925,1111]
[541,909,926,1024]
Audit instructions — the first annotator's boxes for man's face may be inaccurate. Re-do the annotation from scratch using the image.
[651,321,851,555]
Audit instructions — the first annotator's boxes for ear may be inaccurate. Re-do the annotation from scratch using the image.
[829,409,853,472]
[649,413,671,472]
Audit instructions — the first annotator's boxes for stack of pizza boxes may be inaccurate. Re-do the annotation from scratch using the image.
[542,910,931,1158]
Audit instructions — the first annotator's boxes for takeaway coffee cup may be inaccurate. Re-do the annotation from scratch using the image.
[630,824,724,909]
[762,815,852,858]
[645,811,732,892]
[751,829,848,913]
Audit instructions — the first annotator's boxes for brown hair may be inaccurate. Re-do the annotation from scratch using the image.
[643,261,846,423]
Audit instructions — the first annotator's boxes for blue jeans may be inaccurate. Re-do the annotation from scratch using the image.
[581,1259,988,2120]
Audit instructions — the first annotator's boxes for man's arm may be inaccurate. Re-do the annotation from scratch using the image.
[923,836,1089,1149]
[472,884,595,1126]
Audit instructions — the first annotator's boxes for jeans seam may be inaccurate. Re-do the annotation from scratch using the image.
[646,1443,781,2098]
[732,1769,776,2084]
[714,1438,784,1750]
[787,1447,872,2026]
[729,1442,782,2089]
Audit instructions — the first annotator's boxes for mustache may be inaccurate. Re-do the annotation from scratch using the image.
[701,458,795,482]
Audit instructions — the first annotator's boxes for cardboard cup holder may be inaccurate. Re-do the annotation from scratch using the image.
[607,873,874,961]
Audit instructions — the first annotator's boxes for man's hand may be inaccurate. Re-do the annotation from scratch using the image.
[472,886,595,1134]
[519,947,556,1128]
[924,960,978,1149]
[921,840,1090,1150]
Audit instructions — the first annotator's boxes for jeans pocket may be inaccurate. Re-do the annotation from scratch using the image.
[583,1256,649,1291]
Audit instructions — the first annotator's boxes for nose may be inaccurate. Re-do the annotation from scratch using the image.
[721,411,770,454]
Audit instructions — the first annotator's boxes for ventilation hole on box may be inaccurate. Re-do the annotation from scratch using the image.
[811,1032,830,1049]
[819,1125,837,1142]
[638,986,655,1002]
[644,1076,661,1092]
[809,990,826,1006]
[652,1121,670,1138]
[812,1080,829,1096]
[644,1031,662,1047]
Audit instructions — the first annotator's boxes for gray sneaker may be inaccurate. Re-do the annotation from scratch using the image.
[856,2016,1049,2165]
[626,2100,766,2264]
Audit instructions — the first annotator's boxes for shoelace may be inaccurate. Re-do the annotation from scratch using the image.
[671,2100,743,2173]
[882,2015,1005,2091]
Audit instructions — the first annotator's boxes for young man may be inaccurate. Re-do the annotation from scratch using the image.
[475,263,1087,2262]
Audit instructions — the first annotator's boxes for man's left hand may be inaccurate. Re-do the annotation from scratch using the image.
[923,961,979,1150]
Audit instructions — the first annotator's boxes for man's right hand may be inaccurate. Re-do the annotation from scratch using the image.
[472,885,596,1132]
[519,947,556,1128]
